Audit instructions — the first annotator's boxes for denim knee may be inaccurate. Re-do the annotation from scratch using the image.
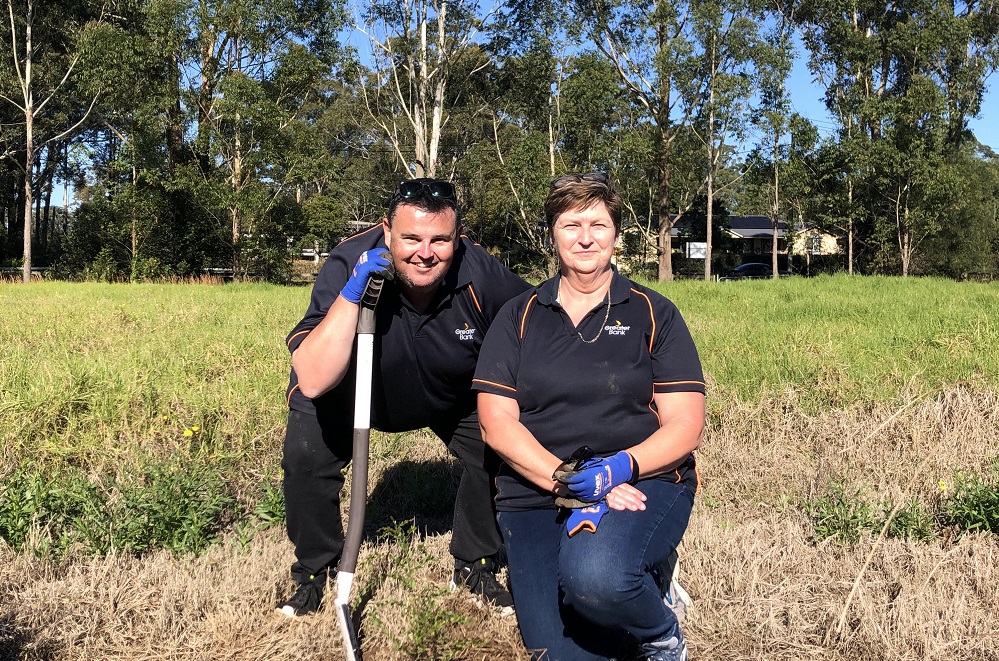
[559,557,642,619]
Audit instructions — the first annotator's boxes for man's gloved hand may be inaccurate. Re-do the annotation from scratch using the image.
[558,450,635,503]
[565,501,609,537]
[340,249,392,304]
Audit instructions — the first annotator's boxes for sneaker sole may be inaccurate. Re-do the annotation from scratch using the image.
[448,580,515,617]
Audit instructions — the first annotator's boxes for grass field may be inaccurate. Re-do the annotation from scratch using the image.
[1,276,998,660]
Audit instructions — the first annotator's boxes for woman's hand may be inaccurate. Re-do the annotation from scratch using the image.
[605,483,647,511]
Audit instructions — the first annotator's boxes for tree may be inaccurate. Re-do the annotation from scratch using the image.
[1,0,104,282]
[574,0,703,281]
[358,0,491,179]
[682,0,760,280]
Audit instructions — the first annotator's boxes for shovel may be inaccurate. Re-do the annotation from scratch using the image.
[335,272,389,661]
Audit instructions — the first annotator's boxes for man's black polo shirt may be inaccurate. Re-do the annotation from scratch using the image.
[472,271,706,511]
[286,224,530,432]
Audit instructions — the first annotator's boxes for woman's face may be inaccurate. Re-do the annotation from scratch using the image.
[551,202,618,277]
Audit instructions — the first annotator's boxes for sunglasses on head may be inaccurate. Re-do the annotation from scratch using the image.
[550,172,609,189]
[393,178,457,205]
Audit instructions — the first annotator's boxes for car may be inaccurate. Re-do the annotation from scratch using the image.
[719,262,792,281]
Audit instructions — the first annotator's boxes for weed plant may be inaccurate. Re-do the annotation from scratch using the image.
[940,461,999,534]
[804,470,997,543]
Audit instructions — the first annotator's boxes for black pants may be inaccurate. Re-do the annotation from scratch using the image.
[282,408,504,583]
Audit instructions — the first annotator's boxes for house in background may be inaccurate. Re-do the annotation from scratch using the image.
[722,215,840,267]
[616,214,841,276]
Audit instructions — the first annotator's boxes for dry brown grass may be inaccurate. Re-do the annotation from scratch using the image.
[3,387,999,660]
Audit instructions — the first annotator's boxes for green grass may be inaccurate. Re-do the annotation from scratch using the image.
[642,274,999,407]
[2,275,998,557]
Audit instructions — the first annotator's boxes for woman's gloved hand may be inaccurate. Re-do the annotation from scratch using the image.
[558,451,635,502]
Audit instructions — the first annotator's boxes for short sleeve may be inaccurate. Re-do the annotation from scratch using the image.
[650,297,706,394]
[472,294,529,399]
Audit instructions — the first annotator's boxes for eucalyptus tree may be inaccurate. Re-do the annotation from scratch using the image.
[176,0,348,279]
[1,0,108,282]
[798,0,999,275]
[573,0,705,280]
[357,0,493,179]
[681,0,761,279]
[747,0,796,278]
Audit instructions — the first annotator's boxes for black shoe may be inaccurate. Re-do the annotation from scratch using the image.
[277,574,326,618]
[450,557,514,615]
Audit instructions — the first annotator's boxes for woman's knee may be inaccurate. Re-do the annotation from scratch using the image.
[559,562,640,614]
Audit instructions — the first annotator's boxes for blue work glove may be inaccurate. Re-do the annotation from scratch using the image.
[340,249,392,304]
[565,500,609,537]
[559,450,635,503]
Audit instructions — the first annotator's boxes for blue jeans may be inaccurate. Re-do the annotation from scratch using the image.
[497,479,694,661]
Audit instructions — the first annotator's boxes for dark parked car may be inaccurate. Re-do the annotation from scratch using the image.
[720,262,792,281]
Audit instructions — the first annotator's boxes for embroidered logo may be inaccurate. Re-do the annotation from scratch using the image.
[605,320,630,336]
[455,322,477,341]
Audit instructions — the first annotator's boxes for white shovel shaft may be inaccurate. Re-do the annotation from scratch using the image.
[353,335,373,429]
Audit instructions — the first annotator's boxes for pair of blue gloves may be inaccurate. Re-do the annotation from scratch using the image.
[340,249,393,304]
[555,450,636,537]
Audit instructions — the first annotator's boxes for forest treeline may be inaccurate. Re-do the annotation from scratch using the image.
[2,0,998,283]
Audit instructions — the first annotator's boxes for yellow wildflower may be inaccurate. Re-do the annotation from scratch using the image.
[183,429,194,437]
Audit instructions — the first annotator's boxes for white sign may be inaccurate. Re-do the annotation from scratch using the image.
[686,242,707,259]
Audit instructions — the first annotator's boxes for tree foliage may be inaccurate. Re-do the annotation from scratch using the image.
[1,0,997,282]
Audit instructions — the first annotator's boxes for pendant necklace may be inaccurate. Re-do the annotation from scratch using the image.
[559,284,612,344]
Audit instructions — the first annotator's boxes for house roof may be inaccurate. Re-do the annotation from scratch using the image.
[725,215,789,239]
[665,214,789,239]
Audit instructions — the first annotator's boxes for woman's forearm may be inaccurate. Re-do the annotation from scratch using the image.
[478,393,564,493]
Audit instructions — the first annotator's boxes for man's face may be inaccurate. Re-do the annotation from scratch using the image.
[382,204,459,299]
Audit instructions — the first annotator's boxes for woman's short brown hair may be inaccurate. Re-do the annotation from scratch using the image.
[544,172,622,234]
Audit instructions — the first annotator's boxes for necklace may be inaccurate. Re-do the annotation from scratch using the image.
[559,286,612,344]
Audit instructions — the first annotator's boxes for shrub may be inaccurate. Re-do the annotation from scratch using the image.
[940,461,999,534]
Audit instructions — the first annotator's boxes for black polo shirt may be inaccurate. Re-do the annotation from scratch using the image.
[286,224,530,432]
[472,270,706,511]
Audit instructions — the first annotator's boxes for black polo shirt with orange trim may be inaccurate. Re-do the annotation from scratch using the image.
[472,270,705,511]
[285,225,530,433]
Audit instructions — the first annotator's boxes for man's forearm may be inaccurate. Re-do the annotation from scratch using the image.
[292,295,362,399]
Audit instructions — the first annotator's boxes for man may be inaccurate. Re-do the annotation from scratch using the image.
[278,178,531,617]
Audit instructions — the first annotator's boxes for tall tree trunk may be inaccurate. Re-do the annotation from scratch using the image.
[21,0,34,283]
[772,132,780,279]
[22,108,34,283]
[847,178,854,275]
[167,52,184,173]
[657,149,674,282]
[704,103,715,281]
[231,123,243,280]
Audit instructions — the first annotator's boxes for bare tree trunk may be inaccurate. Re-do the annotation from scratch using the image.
[231,125,243,281]
[167,52,183,173]
[704,101,714,281]
[657,124,674,282]
[847,178,854,275]
[20,0,34,283]
[42,155,53,251]
[772,132,780,279]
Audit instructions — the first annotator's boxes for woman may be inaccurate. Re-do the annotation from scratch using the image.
[472,173,705,660]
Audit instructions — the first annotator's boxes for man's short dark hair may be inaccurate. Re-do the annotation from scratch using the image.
[387,178,459,225]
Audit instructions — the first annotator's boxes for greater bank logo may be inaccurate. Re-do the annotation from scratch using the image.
[455,322,477,340]
[605,320,630,336]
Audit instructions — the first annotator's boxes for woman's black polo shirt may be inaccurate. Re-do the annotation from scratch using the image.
[286,224,530,433]
[472,271,706,511]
